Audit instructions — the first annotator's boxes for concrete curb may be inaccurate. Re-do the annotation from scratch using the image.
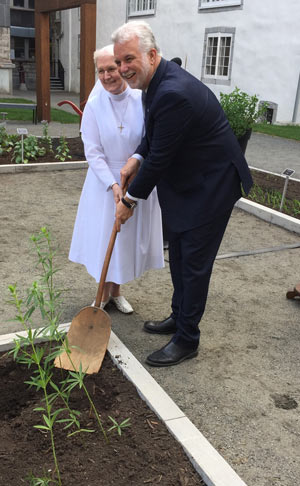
[0,324,247,486]
[235,198,300,235]
[0,160,87,174]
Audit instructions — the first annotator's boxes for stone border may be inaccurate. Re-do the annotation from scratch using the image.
[0,324,248,486]
[0,160,87,174]
[235,198,300,235]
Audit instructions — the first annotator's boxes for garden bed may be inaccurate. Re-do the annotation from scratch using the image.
[0,345,205,486]
[0,137,85,165]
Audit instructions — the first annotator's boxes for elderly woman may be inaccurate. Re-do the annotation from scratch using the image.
[69,45,164,313]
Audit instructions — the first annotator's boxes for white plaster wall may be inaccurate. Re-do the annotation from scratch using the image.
[60,8,80,93]
[96,0,300,123]
[96,0,127,49]
[70,8,80,93]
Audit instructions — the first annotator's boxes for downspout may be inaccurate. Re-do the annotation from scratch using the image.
[292,72,300,123]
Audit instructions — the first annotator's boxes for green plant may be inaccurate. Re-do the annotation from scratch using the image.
[26,472,58,486]
[243,183,300,219]
[41,121,53,153]
[12,134,46,164]
[291,199,300,217]
[0,125,18,155]
[220,87,268,138]
[55,136,71,162]
[7,227,129,484]
[108,416,131,436]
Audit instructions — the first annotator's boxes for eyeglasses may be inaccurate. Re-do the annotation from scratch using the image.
[97,67,118,77]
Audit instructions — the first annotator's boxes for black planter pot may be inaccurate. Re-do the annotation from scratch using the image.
[237,128,252,155]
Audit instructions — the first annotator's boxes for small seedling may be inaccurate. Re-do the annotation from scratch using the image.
[41,121,53,153]
[55,136,71,162]
[108,416,131,436]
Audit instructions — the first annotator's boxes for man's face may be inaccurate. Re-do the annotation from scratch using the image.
[96,53,126,95]
[114,37,155,91]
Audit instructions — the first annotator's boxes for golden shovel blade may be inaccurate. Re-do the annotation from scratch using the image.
[54,306,111,374]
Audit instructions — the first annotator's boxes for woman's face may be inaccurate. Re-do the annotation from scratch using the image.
[96,53,127,95]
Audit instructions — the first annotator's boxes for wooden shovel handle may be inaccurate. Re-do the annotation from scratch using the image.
[94,222,118,308]
[94,183,129,308]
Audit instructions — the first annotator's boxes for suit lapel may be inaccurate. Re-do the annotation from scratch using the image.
[144,58,168,126]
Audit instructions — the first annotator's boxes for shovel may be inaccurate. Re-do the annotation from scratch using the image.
[55,222,118,374]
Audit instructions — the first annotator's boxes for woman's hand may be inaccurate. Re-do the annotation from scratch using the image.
[112,183,123,204]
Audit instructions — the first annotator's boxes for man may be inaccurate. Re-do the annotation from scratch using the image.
[112,21,253,367]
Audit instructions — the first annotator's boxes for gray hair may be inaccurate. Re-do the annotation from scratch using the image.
[111,21,160,54]
[93,44,114,64]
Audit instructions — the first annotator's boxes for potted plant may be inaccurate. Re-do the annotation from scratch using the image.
[220,87,267,154]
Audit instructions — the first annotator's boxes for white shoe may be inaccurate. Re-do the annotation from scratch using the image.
[91,299,109,310]
[110,295,133,314]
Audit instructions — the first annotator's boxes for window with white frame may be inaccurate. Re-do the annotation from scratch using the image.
[199,0,242,10]
[128,0,156,17]
[204,33,232,80]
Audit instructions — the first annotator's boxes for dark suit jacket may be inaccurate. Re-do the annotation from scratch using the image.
[129,58,253,232]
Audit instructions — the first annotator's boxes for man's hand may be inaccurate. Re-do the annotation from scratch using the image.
[120,157,140,190]
[115,200,133,232]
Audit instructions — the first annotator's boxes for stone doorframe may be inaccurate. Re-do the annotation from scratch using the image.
[35,0,96,122]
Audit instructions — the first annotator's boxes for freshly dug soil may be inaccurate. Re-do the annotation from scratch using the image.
[0,347,205,486]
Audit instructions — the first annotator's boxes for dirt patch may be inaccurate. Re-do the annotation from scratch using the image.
[0,347,205,486]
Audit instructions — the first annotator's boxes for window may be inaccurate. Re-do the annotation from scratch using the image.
[11,36,34,60]
[199,0,242,10]
[205,34,232,78]
[201,28,235,85]
[12,0,35,8]
[13,37,25,58]
[128,0,156,17]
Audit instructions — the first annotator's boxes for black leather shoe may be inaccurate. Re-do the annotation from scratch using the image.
[145,340,198,367]
[143,316,176,334]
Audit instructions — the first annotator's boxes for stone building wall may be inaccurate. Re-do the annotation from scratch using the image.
[0,26,10,60]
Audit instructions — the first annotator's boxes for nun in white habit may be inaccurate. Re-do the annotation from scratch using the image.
[69,45,164,313]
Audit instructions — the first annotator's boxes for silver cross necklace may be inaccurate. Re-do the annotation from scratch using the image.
[109,96,130,134]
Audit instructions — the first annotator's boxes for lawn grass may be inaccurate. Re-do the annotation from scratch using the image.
[253,123,300,141]
[0,97,79,124]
